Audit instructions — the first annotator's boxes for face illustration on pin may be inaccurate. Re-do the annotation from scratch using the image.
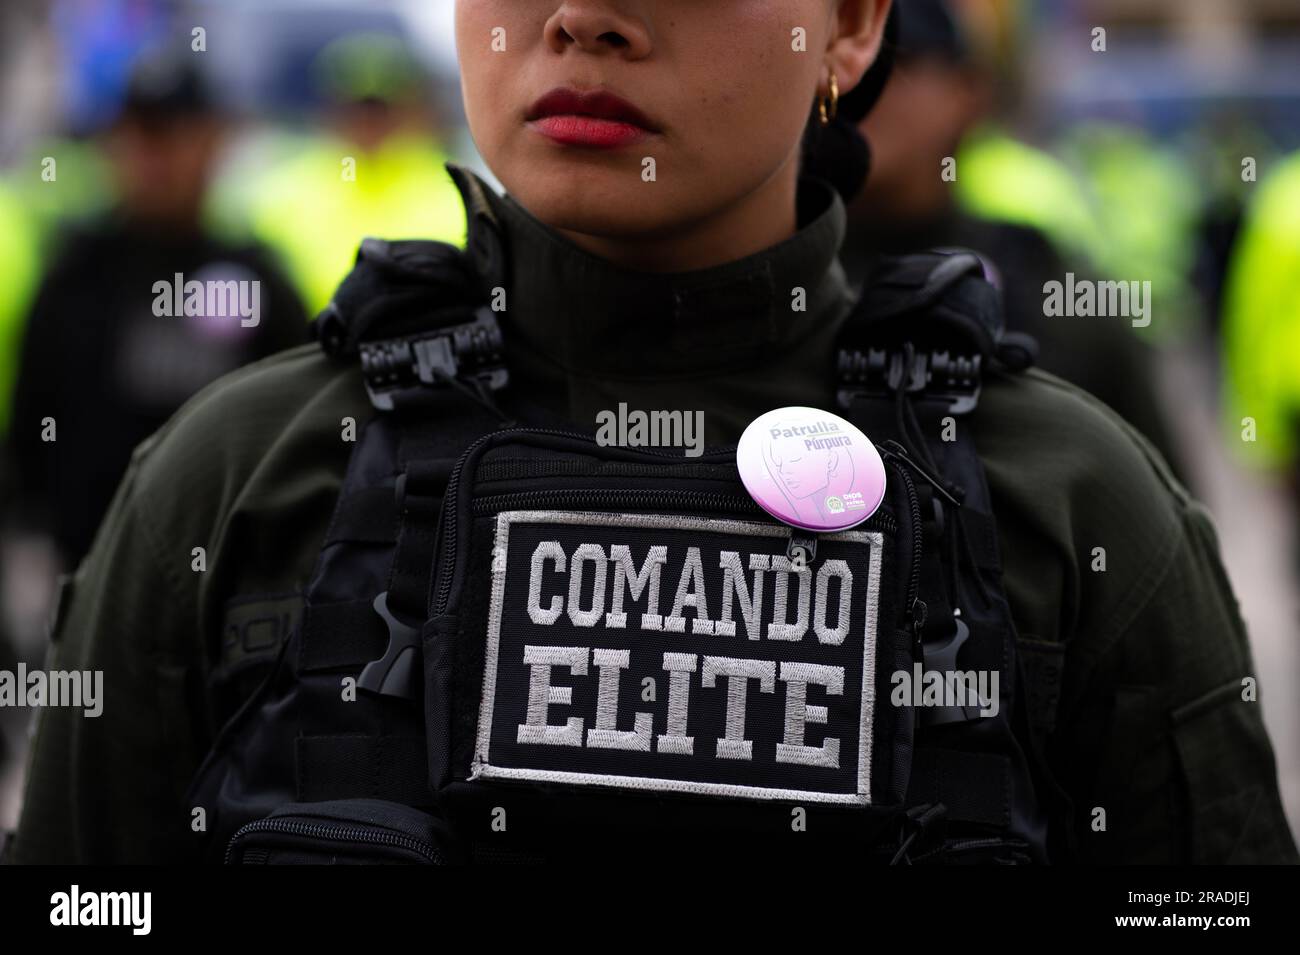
[738,407,886,532]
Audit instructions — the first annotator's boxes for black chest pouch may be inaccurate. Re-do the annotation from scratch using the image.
[421,429,921,862]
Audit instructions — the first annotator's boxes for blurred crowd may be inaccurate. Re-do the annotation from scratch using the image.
[1,0,1299,831]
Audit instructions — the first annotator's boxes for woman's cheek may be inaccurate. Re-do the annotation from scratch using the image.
[459,60,509,162]
[456,4,513,129]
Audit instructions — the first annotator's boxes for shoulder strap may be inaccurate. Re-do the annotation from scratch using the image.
[838,249,1036,414]
[309,164,512,414]
[302,168,518,700]
[836,249,1060,857]
[312,238,483,359]
[842,249,1065,748]
[852,249,1012,345]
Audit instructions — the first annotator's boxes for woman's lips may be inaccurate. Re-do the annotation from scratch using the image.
[529,114,651,148]
[526,87,659,149]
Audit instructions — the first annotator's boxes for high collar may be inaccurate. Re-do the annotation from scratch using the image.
[448,162,853,381]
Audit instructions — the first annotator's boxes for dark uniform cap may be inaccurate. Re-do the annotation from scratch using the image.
[119,50,219,122]
[310,32,427,107]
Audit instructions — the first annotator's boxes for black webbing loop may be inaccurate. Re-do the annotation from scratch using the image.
[323,485,399,545]
[295,735,431,805]
[299,600,388,672]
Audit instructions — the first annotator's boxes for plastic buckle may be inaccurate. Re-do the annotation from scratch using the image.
[358,592,422,701]
[359,305,508,411]
[918,613,988,726]
[837,346,982,416]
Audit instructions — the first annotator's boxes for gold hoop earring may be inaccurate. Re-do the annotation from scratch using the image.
[818,71,839,126]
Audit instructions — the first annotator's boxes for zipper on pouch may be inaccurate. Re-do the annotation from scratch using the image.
[428,428,900,618]
[225,818,444,864]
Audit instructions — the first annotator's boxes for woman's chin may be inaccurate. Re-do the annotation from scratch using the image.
[510,170,694,241]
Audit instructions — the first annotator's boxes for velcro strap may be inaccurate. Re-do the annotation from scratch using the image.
[386,421,486,621]
[907,748,1011,827]
[403,458,457,495]
[296,735,430,804]
[324,485,398,545]
[387,491,443,623]
[299,600,387,671]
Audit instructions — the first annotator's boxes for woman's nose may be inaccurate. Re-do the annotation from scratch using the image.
[545,2,653,59]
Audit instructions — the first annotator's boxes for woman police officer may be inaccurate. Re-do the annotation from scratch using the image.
[10,0,1295,864]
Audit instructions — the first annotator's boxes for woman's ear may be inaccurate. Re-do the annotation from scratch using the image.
[826,0,893,94]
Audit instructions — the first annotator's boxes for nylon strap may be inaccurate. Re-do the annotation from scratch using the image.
[384,404,505,624]
[323,485,398,545]
[300,600,387,672]
[907,749,1011,828]
[296,735,431,805]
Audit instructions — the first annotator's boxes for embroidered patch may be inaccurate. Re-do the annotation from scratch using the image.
[471,511,883,805]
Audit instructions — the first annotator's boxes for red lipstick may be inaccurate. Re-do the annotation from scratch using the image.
[526,87,659,149]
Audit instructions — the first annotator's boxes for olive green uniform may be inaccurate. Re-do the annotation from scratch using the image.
[10,166,1296,864]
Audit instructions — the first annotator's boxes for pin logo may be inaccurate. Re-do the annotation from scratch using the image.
[737,407,886,532]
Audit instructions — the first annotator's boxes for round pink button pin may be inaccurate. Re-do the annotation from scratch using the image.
[737,406,886,532]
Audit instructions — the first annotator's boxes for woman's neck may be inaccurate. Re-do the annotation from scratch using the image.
[480,160,853,385]
[551,156,801,273]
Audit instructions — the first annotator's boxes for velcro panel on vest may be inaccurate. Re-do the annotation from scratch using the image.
[300,600,388,671]
[296,735,431,805]
[323,485,398,545]
[907,749,1011,828]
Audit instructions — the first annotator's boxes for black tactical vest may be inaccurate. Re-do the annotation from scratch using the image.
[190,174,1064,865]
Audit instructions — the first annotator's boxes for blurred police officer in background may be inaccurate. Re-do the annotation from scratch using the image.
[1222,149,1300,564]
[3,49,306,574]
[233,32,469,317]
[0,188,40,651]
[841,0,1183,476]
